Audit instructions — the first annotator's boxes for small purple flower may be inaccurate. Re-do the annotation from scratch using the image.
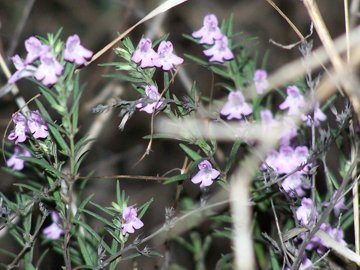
[35,52,64,86]
[279,85,306,115]
[8,55,37,84]
[296,198,317,225]
[121,206,144,235]
[305,223,346,255]
[323,191,347,217]
[203,35,234,63]
[28,110,48,139]
[191,160,220,188]
[64,34,93,65]
[136,85,164,114]
[281,173,310,198]
[131,38,159,68]
[260,110,298,146]
[153,41,183,71]
[24,36,50,64]
[8,112,28,144]
[301,102,327,126]
[6,146,31,171]
[43,211,64,240]
[253,69,269,94]
[220,91,252,120]
[192,14,223,45]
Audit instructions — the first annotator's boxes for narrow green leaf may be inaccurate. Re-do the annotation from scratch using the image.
[73,220,112,254]
[225,140,241,173]
[164,173,189,185]
[179,143,202,161]
[77,235,96,266]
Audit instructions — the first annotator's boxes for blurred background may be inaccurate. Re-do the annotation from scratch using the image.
[0,0,347,268]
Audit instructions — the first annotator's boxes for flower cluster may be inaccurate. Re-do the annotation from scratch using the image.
[9,35,92,86]
[191,160,220,188]
[295,198,347,255]
[6,110,48,171]
[280,85,327,126]
[192,14,234,63]
[132,38,183,71]
[264,145,310,197]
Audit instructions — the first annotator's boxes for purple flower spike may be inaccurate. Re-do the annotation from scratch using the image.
[131,38,158,68]
[153,41,183,71]
[279,85,306,115]
[35,52,64,86]
[192,14,223,45]
[28,110,48,139]
[8,55,37,84]
[64,34,93,65]
[253,69,269,94]
[296,197,317,225]
[191,160,220,188]
[220,91,252,120]
[203,35,234,63]
[43,211,64,240]
[121,207,144,235]
[6,146,31,171]
[136,85,164,114]
[24,36,50,64]
[8,112,28,144]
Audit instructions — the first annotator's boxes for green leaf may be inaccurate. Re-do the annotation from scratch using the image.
[82,209,116,229]
[75,194,94,220]
[225,140,241,173]
[90,201,115,217]
[164,173,189,185]
[21,156,62,178]
[209,66,232,79]
[103,73,145,84]
[138,198,154,219]
[184,53,208,66]
[179,143,202,161]
[73,220,112,254]
[77,235,96,266]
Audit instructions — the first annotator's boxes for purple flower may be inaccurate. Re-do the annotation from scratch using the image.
[153,41,183,71]
[220,91,252,120]
[301,102,327,126]
[203,35,234,63]
[136,85,164,114]
[121,206,144,235]
[305,223,346,255]
[281,173,310,198]
[323,191,347,217]
[260,110,298,146]
[192,14,223,45]
[279,85,306,115]
[28,110,48,139]
[43,211,64,240]
[8,55,37,84]
[253,69,269,94]
[8,112,28,144]
[296,198,317,225]
[131,38,158,68]
[35,52,64,86]
[191,160,220,188]
[64,34,93,65]
[24,36,50,64]
[6,146,31,171]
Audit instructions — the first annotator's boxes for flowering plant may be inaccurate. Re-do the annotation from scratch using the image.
[0,2,359,270]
